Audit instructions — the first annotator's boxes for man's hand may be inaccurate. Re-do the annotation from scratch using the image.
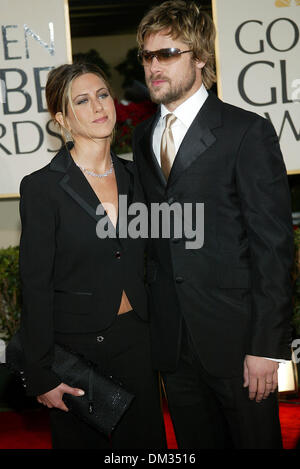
[37,383,85,412]
[243,355,279,403]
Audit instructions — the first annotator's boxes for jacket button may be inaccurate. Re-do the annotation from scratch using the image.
[115,251,121,259]
[96,335,104,343]
[175,276,184,284]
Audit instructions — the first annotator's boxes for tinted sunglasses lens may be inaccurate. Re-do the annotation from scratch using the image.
[140,51,154,63]
[140,49,181,64]
[138,51,147,64]
[157,49,181,63]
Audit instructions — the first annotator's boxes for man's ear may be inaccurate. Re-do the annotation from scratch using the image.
[195,59,206,70]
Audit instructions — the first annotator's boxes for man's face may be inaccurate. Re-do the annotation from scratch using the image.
[143,30,205,110]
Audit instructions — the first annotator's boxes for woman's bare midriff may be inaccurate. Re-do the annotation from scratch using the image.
[82,172,133,316]
[117,290,133,315]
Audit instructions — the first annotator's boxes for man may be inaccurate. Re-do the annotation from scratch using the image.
[132,0,294,449]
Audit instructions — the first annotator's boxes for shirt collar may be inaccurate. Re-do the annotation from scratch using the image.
[160,83,209,127]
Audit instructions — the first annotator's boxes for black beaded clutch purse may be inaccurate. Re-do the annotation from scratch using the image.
[6,331,135,436]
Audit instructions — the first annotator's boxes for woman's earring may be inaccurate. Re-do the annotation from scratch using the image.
[59,126,73,143]
[65,129,73,142]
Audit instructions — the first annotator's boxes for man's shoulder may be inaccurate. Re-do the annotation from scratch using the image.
[219,97,266,127]
[134,112,158,137]
[210,96,278,149]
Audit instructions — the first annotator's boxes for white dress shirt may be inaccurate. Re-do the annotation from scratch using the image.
[152,84,285,365]
[152,84,208,163]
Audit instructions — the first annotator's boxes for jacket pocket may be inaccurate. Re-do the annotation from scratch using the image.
[218,266,251,306]
[54,290,93,315]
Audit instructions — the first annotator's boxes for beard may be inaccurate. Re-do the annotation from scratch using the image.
[147,65,197,105]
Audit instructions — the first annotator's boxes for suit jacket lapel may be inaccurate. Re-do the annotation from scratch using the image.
[111,153,134,240]
[50,144,103,222]
[50,145,133,246]
[139,110,166,187]
[168,92,222,188]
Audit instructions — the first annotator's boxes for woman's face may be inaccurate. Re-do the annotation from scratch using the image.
[65,72,116,142]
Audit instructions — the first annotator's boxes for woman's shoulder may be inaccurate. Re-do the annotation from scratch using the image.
[20,163,52,193]
[20,145,69,194]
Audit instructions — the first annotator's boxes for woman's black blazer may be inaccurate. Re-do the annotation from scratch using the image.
[19,144,148,396]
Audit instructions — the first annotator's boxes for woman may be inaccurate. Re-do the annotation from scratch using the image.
[19,63,166,449]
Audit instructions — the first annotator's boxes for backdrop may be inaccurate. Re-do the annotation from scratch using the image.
[212,0,300,173]
[0,0,72,197]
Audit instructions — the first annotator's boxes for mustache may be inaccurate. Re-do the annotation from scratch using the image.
[148,74,170,83]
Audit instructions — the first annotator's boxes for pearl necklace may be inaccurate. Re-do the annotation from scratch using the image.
[76,158,113,178]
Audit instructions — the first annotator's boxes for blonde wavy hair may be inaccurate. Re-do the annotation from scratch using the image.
[137,0,216,89]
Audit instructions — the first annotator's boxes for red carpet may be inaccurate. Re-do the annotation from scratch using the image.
[0,399,299,449]
[0,409,52,449]
[279,400,300,450]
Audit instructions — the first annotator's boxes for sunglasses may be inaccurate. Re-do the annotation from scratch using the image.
[138,48,193,65]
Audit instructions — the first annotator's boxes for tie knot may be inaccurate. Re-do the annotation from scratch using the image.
[165,113,177,129]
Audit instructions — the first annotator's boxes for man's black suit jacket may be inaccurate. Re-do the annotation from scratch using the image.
[19,144,148,396]
[133,91,294,378]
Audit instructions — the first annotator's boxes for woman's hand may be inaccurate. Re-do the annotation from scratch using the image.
[37,383,85,412]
